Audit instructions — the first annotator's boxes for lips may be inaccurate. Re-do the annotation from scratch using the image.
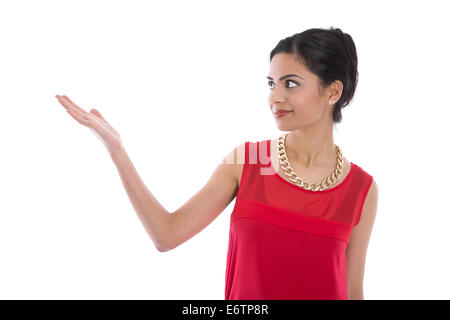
[273,110,292,119]
[274,110,292,115]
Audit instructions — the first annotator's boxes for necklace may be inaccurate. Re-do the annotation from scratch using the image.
[276,133,344,192]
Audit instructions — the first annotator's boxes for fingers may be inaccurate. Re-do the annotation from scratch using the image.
[66,106,92,126]
[56,95,81,115]
[56,94,94,127]
[56,95,87,118]
[62,95,86,114]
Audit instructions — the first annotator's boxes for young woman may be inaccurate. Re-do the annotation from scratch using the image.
[56,27,378,300]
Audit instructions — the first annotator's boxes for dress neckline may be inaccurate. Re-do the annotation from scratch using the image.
[267,139,355,194]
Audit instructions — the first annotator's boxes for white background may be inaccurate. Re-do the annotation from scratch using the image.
[0,0,449,299]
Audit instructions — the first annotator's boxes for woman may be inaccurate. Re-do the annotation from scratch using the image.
[56,27,378,300]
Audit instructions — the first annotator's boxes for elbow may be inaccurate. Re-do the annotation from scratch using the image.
[156,244,170,253]
[156,240,172,252]
[155,230,176,252]
[155,213,175,252]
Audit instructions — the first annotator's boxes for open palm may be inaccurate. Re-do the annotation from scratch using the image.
[56,95,122,154]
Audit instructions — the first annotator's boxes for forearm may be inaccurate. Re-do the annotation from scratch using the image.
[109,145,171,252]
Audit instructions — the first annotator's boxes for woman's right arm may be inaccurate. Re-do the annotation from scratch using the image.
[109,145,173,252]
[162,143,243,251]
[110,143,242,252]
[56,94,242,253]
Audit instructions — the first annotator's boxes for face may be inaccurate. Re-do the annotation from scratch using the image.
[267,53,340,131]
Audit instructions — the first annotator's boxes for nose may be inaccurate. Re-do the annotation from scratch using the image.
[269,89,285,111]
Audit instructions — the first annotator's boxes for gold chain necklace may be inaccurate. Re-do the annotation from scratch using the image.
[276,133,344,192]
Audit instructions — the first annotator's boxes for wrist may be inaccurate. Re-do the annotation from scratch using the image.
[108,142,126,161]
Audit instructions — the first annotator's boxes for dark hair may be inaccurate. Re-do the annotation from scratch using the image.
[269,27,358,124]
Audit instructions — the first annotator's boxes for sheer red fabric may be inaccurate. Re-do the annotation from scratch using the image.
[225,139,373,300]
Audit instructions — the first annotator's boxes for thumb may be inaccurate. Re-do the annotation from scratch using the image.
[90,109,107,122]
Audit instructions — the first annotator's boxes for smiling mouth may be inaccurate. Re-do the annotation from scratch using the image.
[274,111,292,118]
[274,110,292,114]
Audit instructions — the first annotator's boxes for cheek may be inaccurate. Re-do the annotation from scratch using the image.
[291,94,323,119]
[293,107,317,120]
[291,93,312,110]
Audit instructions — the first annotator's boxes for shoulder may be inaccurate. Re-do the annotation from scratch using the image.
[347,162,378,225]
[222,139,274,182]
[220,141,247,183]
[220,142,246,164]
[354,163,378,208]
[357,164,378,199]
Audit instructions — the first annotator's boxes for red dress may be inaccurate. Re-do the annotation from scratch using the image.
[225,139,373,300]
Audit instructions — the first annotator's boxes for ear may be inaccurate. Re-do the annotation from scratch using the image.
[330,80,343,102]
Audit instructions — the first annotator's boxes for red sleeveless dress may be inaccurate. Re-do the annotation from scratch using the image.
[224,139,373,300]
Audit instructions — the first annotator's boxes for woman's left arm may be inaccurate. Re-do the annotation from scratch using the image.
[346,179,379,300]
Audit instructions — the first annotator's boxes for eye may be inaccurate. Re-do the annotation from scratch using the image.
[267,79,299,89]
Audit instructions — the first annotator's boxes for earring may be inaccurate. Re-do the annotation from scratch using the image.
[329,100,335,104]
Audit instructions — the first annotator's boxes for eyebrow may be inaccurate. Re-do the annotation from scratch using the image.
[266,74,305,81]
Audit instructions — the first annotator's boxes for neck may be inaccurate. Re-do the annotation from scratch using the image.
[285,120,336,168]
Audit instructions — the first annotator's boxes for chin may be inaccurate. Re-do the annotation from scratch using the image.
[275,124,296,132]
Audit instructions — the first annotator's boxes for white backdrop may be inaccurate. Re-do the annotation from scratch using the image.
[0,0,449,299]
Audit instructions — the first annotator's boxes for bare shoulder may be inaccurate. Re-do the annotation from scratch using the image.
[365,178,379,209]
[221,142,246,185]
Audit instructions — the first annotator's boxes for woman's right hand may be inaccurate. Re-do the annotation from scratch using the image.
[56,94,123,155]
